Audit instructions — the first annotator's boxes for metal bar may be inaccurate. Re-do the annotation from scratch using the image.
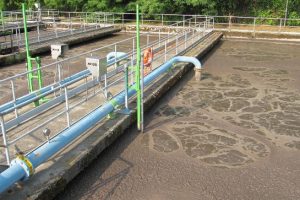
[103,74,107,98]
[164,41,167,62]
[64,87,71,128]
[0,115,10,165]
[124,64,129,110]
[136,4,142,131]
[10,80,19,119]
[22,4,34,94]
[284,0,289,27]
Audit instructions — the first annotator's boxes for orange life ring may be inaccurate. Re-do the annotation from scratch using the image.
[143,48,153,76]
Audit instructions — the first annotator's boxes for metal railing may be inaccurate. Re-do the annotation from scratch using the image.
[0,10,112,52]
[0,16,213,165]
[2,9,300,29]
[27,10,299,28]
[2,10,299,54]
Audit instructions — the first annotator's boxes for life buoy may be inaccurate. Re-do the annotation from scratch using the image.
[143,48,153,76]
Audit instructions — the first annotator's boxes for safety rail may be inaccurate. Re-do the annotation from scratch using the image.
[0,16,212,165]
[0,24,112,50]
[0,10,112,51]
[31,11,300,27]
[33,11,300,34]
[3,10,300,28]
[2,11,299,56]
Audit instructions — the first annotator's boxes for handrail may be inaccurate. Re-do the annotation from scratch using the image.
[0,16,199,84]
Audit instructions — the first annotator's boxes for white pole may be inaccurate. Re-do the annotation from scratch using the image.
[284,0,289,27]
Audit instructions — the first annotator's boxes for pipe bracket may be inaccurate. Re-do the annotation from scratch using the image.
[14,155,35,180]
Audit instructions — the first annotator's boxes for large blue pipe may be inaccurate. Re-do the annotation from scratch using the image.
[0,70,90,114]
[0,56,201,194]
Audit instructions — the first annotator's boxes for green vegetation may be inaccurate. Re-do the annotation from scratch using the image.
[1,0,300,19]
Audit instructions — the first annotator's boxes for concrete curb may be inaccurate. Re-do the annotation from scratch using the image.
[0,32,223,200]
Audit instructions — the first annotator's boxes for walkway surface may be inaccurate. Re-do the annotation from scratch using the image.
[55,38,300,200]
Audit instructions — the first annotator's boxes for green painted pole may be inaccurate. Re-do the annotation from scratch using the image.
[22,3,34,93]
[135,4,142,131]
[22,3,45,106]
[36,57,43,90]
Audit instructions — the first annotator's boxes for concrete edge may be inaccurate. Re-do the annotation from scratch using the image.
[218,30,300,40]
[0,32,223,200]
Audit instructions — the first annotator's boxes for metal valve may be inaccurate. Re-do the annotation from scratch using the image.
[42,128,51,143]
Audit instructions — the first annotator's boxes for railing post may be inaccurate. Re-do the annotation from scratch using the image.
[279,18,282,32]
[159,29,161,47]
[54,19,58,38]
[10,80,19,119]
[253,17,256,37]
[68,12,71,25]
[85,76,88,101]
[131,55,134,85]
[124,63,129,110]
[132,37,135,55]
[0,115,10,165]
[71,17,73,34]
[164,41,167,62]
[185,31,187,49]
[37,21,40,42]
[192,29,195,44]
[176,34,178,55]
[229,16,232,32]
[147,34,149,46]
[114,44,117,69]
[64,87,71,128]
[17,25,20,49]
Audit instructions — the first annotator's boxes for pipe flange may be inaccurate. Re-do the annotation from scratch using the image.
[14,155,35,180]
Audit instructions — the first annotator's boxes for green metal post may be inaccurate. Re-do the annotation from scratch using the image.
[135,4,142,131]
[22,3,34,93]
[36,57,43,90]
[22,3,44,106]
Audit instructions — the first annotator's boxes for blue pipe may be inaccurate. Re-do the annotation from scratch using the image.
[0,70,90,114]
[106,52,128,64]
[0,56,201,194]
